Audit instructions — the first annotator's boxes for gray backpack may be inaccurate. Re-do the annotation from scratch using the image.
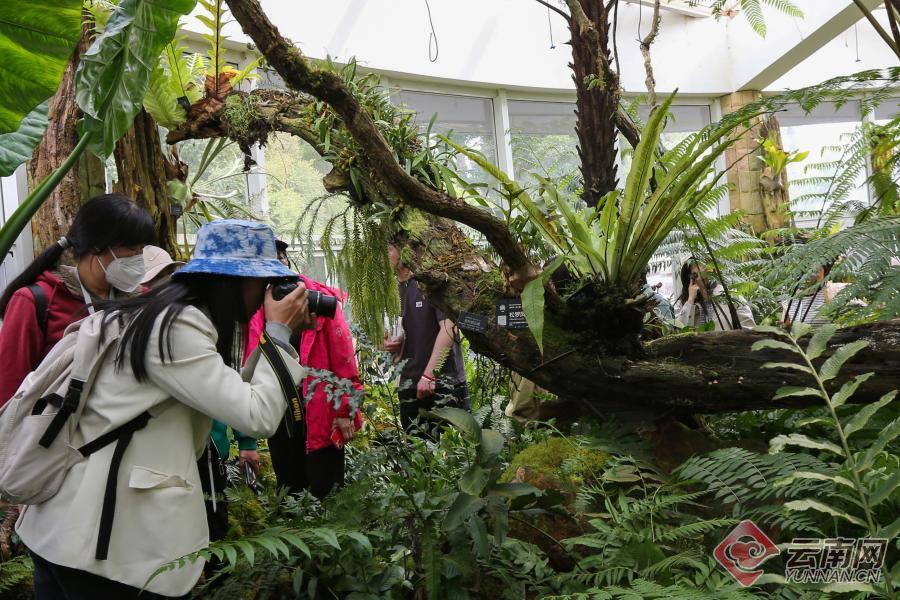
[0,312,149,509]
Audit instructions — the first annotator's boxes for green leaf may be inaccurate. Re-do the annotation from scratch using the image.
[76,0,199,157]
[819,340,869,382]
[459,465,491,496]
[467,515,491,559]
[870,469,900,507]
[761,362,813,375]
[0,100,49,176]
[233,540,255,566]
[477,429,504,464]
[344,532,372,554]
[521,257,563,355]
[428,407,481,445]
[861,416,900,470]
[445,493,484,531]
[831,373,875,408]
[142,64,187,129]
[876,515,900,539]
[751,338,800,354]
[0,0,81,134]
[487,483,540,499]
[310,528,341,550]
[790,320,811,341]
[774,471,855,490]
[844,390,895,437]
[806,324,839,360]
[772,386,824,401]
[770,433,844,457]
[753,325,791,338]
[783,499,866,527]
[222,543,238,567]
[280,533,311,558]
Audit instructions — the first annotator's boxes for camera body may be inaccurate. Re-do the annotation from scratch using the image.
[271,280,338,319]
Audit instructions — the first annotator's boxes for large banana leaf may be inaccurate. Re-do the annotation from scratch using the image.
[0,0,81,134]
[76,0,198,157]
[0,101,49,176]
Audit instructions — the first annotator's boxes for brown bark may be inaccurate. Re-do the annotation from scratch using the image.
[566,0,620,206]
[757,116,792,231]
[29,13,103,255]
[112,109,184,255]
[639,0,662,113]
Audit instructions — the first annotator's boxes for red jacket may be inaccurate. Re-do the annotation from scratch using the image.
[0,271,87,406]
[246,276,363,452]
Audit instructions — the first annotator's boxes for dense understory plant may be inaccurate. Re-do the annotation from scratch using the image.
[677,323,899,598]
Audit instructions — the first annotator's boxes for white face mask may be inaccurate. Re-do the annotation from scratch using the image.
[98,249,146,293]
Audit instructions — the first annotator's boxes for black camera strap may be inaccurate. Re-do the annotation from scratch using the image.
[257,330,305,438]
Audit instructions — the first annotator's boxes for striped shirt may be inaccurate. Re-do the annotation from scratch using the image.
[784,290,829,326]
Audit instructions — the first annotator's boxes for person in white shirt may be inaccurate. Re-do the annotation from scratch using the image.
[675,258,756,331]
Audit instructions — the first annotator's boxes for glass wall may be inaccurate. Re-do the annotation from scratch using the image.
[779,102,866,225]
[508,100,579,188]
[396,90,498,188]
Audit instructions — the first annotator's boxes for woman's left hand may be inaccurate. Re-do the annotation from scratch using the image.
[334,417,355,441]
[239,450,260,474]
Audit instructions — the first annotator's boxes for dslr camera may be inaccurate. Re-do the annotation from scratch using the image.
[271,278,338,319]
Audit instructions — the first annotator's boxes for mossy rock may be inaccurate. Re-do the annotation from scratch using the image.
[502,436,609,490]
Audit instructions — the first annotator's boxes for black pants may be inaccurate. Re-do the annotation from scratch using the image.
[267,420,345,500]
[30,550,188,600]
[399,381,470,433]
[197,444,229,543]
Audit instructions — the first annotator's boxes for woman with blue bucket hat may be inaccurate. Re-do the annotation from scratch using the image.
[17,220,313,599]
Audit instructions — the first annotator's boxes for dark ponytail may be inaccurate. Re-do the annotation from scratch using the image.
[0,194,156,317]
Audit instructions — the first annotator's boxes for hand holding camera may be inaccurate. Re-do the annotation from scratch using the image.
[264,281,314,331]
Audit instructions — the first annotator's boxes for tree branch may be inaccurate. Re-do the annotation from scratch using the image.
[565,0,594,34]
[224,0,534,279]
[852,0,900,59]
[639,0,662,112]
[534,0,569,20]
[886,0,900,53]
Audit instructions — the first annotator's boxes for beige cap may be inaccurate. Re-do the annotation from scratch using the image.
[141,245,185,285]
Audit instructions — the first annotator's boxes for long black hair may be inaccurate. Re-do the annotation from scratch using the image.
[98,275,251,381]
[677,260,696,307]
[0,194,156,317]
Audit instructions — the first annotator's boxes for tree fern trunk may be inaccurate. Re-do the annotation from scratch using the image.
[28,12,104,256]
[568,0,620,207]
[112,109,184,255]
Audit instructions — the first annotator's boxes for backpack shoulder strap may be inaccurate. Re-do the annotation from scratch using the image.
[27,284,48,339]
[37,316,118,448]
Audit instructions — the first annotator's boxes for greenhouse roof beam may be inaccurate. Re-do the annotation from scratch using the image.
[736,0,885,91]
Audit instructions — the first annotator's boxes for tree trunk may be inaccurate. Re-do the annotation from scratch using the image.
[758,116,793,231]
[29,13,104,256]
[567,0,620,206]
[113,109,185,255]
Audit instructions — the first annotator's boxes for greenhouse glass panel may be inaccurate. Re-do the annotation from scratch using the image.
[397,91,498,189]
[779,102,866,225]
[508,100,579,189]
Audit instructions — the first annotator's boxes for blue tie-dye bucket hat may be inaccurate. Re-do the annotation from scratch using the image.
[173,219,296,280]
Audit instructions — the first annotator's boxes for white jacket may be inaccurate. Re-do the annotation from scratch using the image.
[16,306,304,596]
[676,293,756,331]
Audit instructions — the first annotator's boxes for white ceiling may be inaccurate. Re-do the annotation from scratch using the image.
[183,0,896,95]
